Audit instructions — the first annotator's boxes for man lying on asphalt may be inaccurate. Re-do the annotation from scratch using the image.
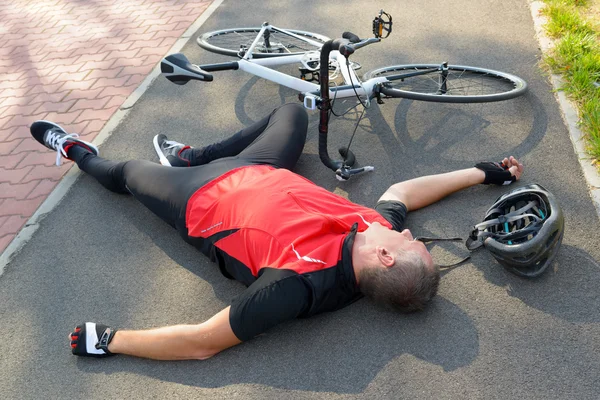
[30,103,523,360]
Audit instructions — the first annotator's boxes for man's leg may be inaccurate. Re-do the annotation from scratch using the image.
[29,120,233,234]
[68,145,196,232]
[157,103,308,169]
[236,103,308,170]
[70,146,251,234]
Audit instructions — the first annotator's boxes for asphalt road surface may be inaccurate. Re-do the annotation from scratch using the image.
[2,0,599,398]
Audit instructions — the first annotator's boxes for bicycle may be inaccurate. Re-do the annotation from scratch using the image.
[160,10,528,180]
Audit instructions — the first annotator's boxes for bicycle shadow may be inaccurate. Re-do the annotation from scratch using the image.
[234,74,302,127]
[371,91,548,173]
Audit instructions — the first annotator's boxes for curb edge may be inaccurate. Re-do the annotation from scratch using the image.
[529,1,600,217]
[0,0,226,277]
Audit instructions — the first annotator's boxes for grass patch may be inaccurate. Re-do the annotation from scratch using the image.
[581,98,600,160]
[541,0,600,164]
[545,32,598,70]
[543,3,594,37]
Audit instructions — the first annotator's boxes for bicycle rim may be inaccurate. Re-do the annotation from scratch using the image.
[364,64,527,103]
[197,27,330,58]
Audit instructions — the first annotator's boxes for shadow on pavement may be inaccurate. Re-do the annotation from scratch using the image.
[480,244,600,324]
[377,91,548,173]
[75,295,478,393]
[68,183,480,393]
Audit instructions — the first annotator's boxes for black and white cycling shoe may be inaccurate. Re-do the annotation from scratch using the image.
[153,133,192,167]
[30,120,98,166]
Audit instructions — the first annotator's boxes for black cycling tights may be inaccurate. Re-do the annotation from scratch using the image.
[68,103,308,236]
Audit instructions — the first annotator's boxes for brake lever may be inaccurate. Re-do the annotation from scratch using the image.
[339,44,355,58]
[335,165,375,181]
[351,37,381,51]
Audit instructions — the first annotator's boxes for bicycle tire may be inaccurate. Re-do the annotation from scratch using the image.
[364,64,527,103]
[197,27,330,58]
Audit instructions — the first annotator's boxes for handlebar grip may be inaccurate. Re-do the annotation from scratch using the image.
[342,31,361,43]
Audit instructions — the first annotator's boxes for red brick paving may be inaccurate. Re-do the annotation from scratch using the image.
[0,0,214,254]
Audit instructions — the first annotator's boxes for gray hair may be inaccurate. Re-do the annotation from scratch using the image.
[358,250,440,312]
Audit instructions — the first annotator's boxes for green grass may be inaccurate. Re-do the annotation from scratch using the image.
[580,95,600,160]
[545,32,598,69]
[541,0,600,165]
[544,4,594,37]
[549,0,589,5]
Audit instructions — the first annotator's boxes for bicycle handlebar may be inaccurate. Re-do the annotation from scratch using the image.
[317,38,346,172]
[317,37,375,180]
[342,31,361,43]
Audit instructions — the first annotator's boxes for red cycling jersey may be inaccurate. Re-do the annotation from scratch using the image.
[186,165,392,278]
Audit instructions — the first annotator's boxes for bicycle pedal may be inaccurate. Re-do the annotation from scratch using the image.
[299,69,320,83]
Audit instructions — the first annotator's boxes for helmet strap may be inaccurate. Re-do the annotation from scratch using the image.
[415,236,471,270]
[467,200,543,250]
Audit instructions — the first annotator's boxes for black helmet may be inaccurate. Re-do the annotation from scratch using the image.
[467,184,564,278]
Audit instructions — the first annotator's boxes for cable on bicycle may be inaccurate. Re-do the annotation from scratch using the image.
[327,91,367,166]
[324,57,371,165]
[325,78,363,164]
[346,59,369,109]
[333,59,371,164]
[328,75,372,118]
[342,106,366,163]
[328,81,362,118]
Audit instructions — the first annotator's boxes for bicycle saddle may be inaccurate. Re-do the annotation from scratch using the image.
[161,53,213,85]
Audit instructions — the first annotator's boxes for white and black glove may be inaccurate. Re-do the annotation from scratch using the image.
[475,161,516,185]
[70,322,117,358]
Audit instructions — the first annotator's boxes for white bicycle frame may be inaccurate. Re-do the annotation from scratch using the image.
[166,15,526,178]
[232,24,387,107]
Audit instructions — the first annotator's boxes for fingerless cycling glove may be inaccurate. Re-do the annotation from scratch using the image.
[70,322,117,357]
[475,161,516,186]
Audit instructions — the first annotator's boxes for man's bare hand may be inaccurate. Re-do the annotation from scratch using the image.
[501,156,524,181]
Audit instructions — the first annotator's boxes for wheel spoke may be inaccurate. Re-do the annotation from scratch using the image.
[199,28,328,57]
[366,64,526,102]
[386,68,517,96]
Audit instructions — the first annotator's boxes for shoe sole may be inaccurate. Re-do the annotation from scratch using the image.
[153,134,172,166]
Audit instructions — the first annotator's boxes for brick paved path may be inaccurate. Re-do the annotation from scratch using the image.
[0,0,214,254]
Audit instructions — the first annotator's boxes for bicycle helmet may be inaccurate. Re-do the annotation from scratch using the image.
[466,184,564,278]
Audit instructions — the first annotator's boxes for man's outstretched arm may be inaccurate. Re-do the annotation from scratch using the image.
[70,306,242,360]
[379,156,524,211]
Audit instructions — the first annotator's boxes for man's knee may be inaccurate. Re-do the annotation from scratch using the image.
[272,103,308,138]
[121,160,158,192]
[274,103,308,122]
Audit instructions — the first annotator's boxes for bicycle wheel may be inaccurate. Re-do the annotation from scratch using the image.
[364,64,527,103]
[197,27,330,58]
